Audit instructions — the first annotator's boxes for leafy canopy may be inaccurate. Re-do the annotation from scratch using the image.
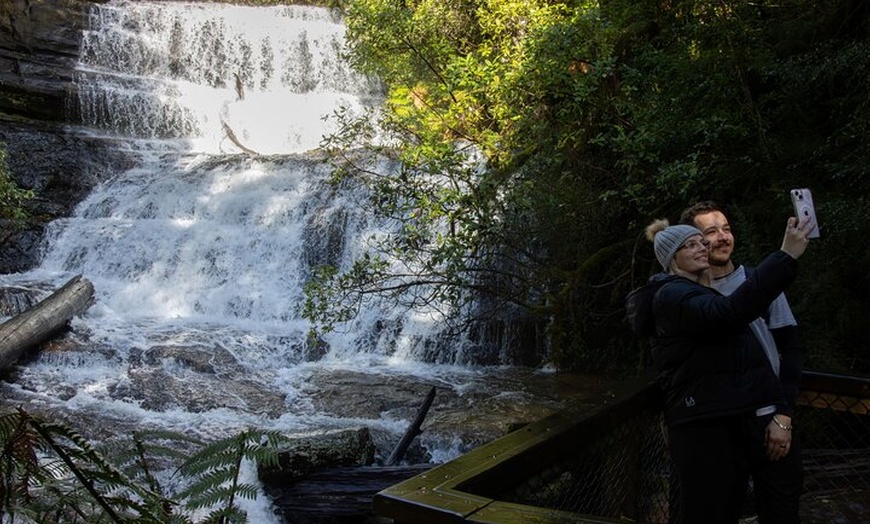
[315,1,869,372]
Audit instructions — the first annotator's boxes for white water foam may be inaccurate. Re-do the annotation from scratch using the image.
[76,1,382,154]
[0,2,576,519]
[3,0,497,447]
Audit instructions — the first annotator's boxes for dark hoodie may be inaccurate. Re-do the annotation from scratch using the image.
[626,250,799,426]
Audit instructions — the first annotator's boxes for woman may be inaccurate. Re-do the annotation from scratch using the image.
[627,216,812,523]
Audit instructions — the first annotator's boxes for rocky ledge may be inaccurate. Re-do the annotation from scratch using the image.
[0,0,99,123]
[0,0,130,273]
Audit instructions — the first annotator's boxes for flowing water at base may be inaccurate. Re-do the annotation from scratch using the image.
[0,2,623,519]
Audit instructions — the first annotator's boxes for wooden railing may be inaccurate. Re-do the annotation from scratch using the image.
[373,370,870,524]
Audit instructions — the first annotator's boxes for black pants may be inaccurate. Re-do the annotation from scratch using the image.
[667,413,803,524]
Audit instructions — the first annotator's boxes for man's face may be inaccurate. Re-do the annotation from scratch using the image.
[692,211,733,267]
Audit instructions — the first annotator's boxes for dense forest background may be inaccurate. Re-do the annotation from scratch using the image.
[309,0,869,376]
[3,0,868,376]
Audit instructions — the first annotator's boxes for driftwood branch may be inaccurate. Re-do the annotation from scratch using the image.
[221,120,259,156]
[387,386,436,466]
[0,275,94,371]
[234,72,245,101]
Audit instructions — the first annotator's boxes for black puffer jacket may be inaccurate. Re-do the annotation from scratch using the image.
[627,250,799,426]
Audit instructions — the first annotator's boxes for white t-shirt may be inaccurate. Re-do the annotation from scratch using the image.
[711,265,797,416]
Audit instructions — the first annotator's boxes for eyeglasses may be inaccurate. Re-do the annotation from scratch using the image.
[678,239,710,252]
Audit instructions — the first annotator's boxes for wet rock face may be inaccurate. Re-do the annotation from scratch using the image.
[258,428,377,483]
[0,0,95,123]
[0,124,135,273]
[0,284,42,315]
[111,345,290,416]
[0,1,132,273]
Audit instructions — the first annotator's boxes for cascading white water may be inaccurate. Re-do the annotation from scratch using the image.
[75,1,382,154]
[40,0,464,364]
[0,6,602,504]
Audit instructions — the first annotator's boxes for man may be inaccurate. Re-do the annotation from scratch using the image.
[680,201,803,523]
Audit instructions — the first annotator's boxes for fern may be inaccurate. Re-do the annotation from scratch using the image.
[1,409,182,523]
[29,416,175,523]
[104,428,202,504]
[1,409,48,520]
[200,506,247,524]
[176,429,288,524]
[1,410,289,523]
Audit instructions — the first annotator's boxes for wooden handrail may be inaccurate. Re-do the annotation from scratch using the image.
[373,369,870,524]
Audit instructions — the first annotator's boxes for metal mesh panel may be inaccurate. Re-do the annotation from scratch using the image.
[504,402,676,523]
[792,387,870,523]
[497,373,869,523]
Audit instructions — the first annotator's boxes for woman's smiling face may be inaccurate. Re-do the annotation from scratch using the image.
[673,234,711,275]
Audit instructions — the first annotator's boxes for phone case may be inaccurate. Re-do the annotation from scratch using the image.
[790,188,820,238]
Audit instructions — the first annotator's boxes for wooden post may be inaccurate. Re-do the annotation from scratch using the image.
[0,275,94,371]
[386,386,436,466]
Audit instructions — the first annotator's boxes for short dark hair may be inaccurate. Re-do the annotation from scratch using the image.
[680,200,727,227]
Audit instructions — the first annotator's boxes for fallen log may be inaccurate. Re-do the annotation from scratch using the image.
[265,464,433,523]
[0,275,94,371]
[258,428,376,484]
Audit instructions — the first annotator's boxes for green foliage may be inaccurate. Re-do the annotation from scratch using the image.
[304,256,392,334]
[0,408,288,524]
[176,429,286,524]
[0,141,33,231]
[1,408,165,523]
[325,0,870,373]
[313,0,632,365]
[0,409,53,521]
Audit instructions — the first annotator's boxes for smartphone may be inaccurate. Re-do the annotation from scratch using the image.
[790,188,820,238]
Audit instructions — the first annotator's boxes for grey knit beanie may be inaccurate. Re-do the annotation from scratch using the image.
[645,219,702,270]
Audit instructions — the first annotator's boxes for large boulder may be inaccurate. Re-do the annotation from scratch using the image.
[258,428,377,484]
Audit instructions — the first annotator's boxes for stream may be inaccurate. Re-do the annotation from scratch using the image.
[0,2,622,520]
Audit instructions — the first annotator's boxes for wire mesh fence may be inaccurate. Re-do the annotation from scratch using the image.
[496,371,869,523]
[792,372,870,524]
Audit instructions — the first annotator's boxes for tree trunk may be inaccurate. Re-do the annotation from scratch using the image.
[0,275,94,371]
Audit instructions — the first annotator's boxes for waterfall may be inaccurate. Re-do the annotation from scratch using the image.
[37,0,469,364]
[0,2,574,480]
[75,1,382,154]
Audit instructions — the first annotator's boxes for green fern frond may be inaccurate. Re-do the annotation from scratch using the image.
[184,485,245,510]
[201,505,247,524]
[176,466,235,501]
[255,430,292,450]
[3,411,282,523]
[240,430,287,467]
[30,414,176,523]
[175,428,286,520]
[91,427,202,507]
[188,483,259,507]
[179,440,243,476]
[1,409,56,518]
[39,457,70,479]
[229,484,259,501]
[180,429,286,475]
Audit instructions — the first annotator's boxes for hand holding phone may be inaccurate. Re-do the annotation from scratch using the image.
[790,188,820,239]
